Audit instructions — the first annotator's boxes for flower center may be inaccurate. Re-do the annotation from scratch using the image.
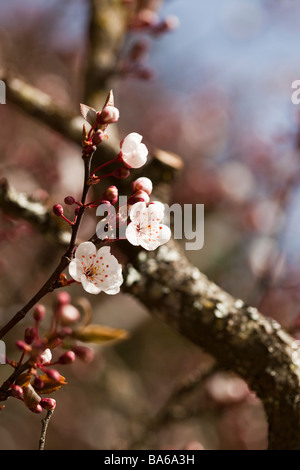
[84,264,99,280]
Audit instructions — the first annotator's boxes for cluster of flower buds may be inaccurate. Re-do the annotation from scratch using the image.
[119,8,179,80]
[7,293,96,414]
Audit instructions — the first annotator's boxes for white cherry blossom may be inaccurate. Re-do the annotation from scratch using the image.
[126,201,171,251]
[69,242,123,295]
[120,133,148,168]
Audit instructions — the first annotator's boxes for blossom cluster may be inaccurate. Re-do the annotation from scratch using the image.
[53,100,172,296]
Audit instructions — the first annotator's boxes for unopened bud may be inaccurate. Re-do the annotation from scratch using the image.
[33,304,46,322]
[131,177,153,195]
[113,167,130,179]
[53,204,64,216]
[99,106,120,124]
[30,404,43,414]
[58,351,76,365]
[58,304,80,326]
[57,291,71,306]
[73,345,95,363]
[11,384,24,398]
[32,377,44,390]
[40,398,56,411]
[24,327,36,345]
[64,196,75,205]
[102,186,118,205]
[45,369,61,382]
[92,130,105,146]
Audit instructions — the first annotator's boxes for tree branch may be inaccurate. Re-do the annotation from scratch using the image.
[38,410,54,450]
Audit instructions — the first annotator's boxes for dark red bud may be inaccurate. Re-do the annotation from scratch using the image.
[64,196,75,205]
[40,398,56,410]
[32,377,44,390]
[24,327,36,345]
[53,204,64,216]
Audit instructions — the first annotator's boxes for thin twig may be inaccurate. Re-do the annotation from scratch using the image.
[38,410,54,450]
[0,147,93,341]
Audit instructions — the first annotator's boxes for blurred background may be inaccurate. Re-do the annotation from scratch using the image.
[0,0,300,449]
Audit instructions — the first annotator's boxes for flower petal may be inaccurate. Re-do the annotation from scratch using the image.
[125,222,140,246]
[75,241,97,260]
[69,259,83,282]
[129,202,147,222]
[148,201,165,223]
[81,275,101,294]
[158,224,171,245]
[122,133,142,153]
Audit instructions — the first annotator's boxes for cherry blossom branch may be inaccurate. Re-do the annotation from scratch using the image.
[38,409,54,450]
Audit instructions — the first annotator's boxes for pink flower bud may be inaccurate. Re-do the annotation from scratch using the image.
[73,345,95,363]
[45,369,61,382]
[113,167,131,179]
[131,177,153,195]
[99,106,120,124]
[24,327,36,345]
[16,340,32,353]
[58,351,76,365]
[102,186,118,205]
[30,404,43,414]
[57,291,71,306]
[58,304,80,326]
[33,304,46,322]
[11,385,24,398]
[128,190,150,205]
[40,398,56,411]
[53,204,64,216]
[92,130,105,146]
[64,196,75,205]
